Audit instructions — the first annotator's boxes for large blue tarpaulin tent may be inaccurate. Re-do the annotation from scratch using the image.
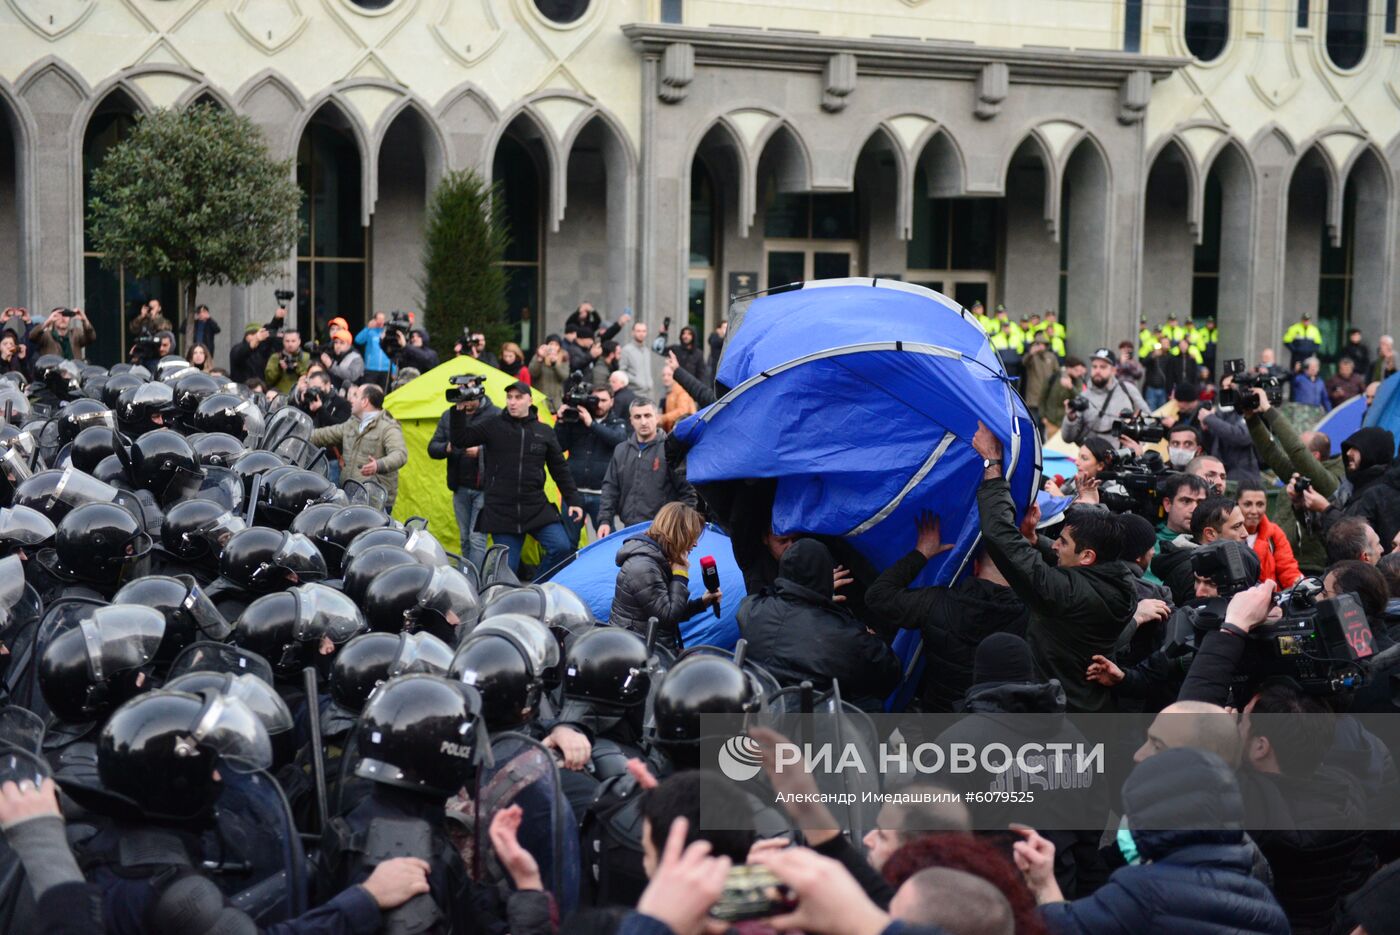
[1363,371,1400,453]
[672,279,1041,708]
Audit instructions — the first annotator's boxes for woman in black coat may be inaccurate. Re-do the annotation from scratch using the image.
[609,502,719,651]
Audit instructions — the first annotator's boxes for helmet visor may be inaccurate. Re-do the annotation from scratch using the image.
[261,407,314,452]
[0,389,30,424]
[404,528,450,567]
[0,506,55,547]
[128,382,174,412]
[222,672,294,738]
[0,554,26,622]
[52,466,120,509]
[418,566,480,629]
[0,705,45,757]
[69,409,116,433]
[391,631,456,677]
[166,640,275,685]
[469,614,560,678]
[275,533,327,580]
[236,399,266,445]
[292,583,365,645]
[177,575,233,642]
[193,467,245,512]
[191,693,273,774]
[199,509,247,558]
[80,605,165,682]
[343,480,388,511]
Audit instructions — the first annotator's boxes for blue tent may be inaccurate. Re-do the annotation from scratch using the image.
[1362,371,1400,453]
[674,279,1041,590]
[1315,394,1367,456]
[539,522,743,650]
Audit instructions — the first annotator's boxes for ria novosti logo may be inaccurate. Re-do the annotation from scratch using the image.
[717,735,764,781]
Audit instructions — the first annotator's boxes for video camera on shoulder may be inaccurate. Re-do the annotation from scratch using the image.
[1112,408,1166,444]
[379,310,412,359]
[1247,584,1375,694]
[557,371,600,422]
[445,374,486,405]
[1097,448,1167,519]
[1217,358,1283,414]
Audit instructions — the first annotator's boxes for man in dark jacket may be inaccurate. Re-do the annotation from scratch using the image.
[598,399,696,537]
[1018,747,1290,935]
[1305,427,1400,549]
[398,326,440,372]
[450,381,584,575]
[230,323,271,384]
[737,538,899,711]
[556,384,628,535]
[972,422,1137,713]
[428,389,498,572]
[1151,495,1249,606]
[865,511,1028,713]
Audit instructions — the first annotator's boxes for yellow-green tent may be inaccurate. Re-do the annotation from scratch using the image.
[383,356,562,559]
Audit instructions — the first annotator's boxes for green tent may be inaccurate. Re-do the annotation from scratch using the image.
[383,356,563,560]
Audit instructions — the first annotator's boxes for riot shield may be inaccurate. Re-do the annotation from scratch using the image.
[474,732,580,915]
[203,767,309,925]
[342,480,388,512]
[4,597,103,717]
[0,744,47,934]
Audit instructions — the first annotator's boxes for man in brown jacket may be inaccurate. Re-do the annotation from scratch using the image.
[28,307,96,361]
[310,383,409,510]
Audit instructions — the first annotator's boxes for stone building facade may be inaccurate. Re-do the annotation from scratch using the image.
[0,1,1395,367]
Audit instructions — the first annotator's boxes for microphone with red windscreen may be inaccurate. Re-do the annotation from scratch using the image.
[699,555,721,617]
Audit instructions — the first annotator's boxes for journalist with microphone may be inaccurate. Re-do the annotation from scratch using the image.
[610,501,719,652]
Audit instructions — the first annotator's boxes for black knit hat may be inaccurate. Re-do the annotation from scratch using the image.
[1173,381,1199,403]
[972,633,1035,686]
[1119,513,1157,561]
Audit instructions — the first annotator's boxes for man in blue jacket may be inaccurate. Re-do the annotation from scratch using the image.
[355,312,392,388]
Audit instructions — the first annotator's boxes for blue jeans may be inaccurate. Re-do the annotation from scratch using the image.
[565,492,602,544]
[1145,386,1167,412]
[452,487,489,574]
[495,521,576,578]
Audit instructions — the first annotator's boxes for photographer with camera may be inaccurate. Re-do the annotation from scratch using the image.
[354,311,393,388]
[1292,426,1400,551]
[181,303,221,357]
[263,329,311,394]
[230,322,272,383]
[1164,378,1262,483]
[428,375,495,572]
[317,329,364,389]
[555,381,628,538]
[450,381,583,575]
[972,422,1138,713]
[128,299,171,342]
[529,335,569,411]
[295,369,351,427]
[29,307,95,362]
[455,330,499,369]
[396,327,438,373]
[1061,349,1149,446]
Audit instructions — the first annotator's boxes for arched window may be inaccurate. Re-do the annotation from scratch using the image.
[1184,0,1230,62]
[296,108,368,338]
[494,133,543,346]
[1326,0,1368,69]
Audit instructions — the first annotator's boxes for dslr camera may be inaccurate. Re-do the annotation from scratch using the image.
[379,310,412,360]
[1067,395,1091,414]
[445,374,486,405]
[557,371,600,423]
[1112,409,1166,444]
[1217,358,1284,415]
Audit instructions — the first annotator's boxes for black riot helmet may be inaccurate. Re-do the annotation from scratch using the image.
[38,604,166,724]
[189,432,245,469]
[39,501,152,585]
[344,524,451,570]
[32,355,64,386]
[94,690,272,821]
[364,563,480,641]
[0,387,32,428]
[480,582,596,648]
[354,674,485,798]
[0,504,56,557]
[163,670,296,769]
[117,382,175,435]
[56,398,116,446]
[256,469,344,531]
[69,425,122,474]
[219,528,327,593]
[289,502,342,544]
[561,626,651,712]
[45,359,83,401]
[647,654,761,754]
[193,393,265,444]
[449,625,550,731]
[234,583,365,679]
[113,574,231,666]
[316,505,394,575]
[172,371,222,417]
[13,466,120,523]
[101,373,145,411]
[330,631,455,714]
[342,545,417,606]
[161,499,245,564]
[130,429,202,503]
[230,449,286,501]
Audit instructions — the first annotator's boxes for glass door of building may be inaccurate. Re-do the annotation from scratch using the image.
[763,241,859,290]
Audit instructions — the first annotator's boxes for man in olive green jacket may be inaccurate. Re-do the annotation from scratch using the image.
[310,383,409,510]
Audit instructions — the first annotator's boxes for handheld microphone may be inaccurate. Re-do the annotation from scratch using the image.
[699,555,721,618]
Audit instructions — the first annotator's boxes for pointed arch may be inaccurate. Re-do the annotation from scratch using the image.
[1141,136,1198,325]
[1201,138,1257,362]
[754,122,813,200]
[0,80,35,307]
[486,105,560,231]
[1002,131,1056,236]
[558,109,637,315]
[851,125,909,241]
[1059,135,1113,349]
[1344,145,1392,344]
[292,97,373,226]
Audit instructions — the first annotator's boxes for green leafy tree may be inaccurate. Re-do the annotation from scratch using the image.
[87,103,301,316]
[420,169,511,359]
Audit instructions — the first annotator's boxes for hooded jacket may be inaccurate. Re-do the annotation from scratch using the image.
[1325,427,1400,547]
[1039,748,1289,935]
[450,405,581,534]
[865,549,1029,713]
[598,430,696,527]
[608,535,705,651]
[978,477,1137,713]
[737,539,900,711]
[427,397,498,491]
